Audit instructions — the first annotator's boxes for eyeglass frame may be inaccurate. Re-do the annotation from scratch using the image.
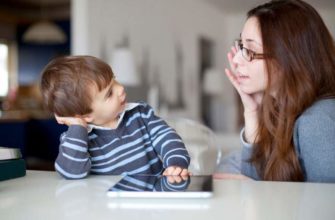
[234,39,267,62]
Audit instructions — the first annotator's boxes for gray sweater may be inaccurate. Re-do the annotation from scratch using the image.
[217,99,335,183]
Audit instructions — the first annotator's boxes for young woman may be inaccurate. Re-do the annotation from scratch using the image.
[216,0,335,182]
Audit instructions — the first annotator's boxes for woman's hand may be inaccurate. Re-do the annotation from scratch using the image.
[54,114,88,128]
[226,46,262,143]
[226,46,261,114]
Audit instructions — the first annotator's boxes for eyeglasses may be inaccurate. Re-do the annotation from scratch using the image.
[234,39,266,62]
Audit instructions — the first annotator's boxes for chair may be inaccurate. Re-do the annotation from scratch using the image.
[165,117,222,175]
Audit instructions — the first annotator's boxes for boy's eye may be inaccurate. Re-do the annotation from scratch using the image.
[105,89,113,99]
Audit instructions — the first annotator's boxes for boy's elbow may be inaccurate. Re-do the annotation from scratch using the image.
[55,162,90,179]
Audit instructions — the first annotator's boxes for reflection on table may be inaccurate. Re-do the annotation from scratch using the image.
[1,170,335,220]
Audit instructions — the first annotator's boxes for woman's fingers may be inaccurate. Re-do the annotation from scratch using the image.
[225,68,240,91]
[227,51,237,72]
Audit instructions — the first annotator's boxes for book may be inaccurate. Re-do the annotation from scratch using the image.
[0,147,22,160]
[0,158,26,181]
[0,147,26,181]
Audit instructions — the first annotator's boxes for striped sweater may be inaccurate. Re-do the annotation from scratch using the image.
[55,102,190,179]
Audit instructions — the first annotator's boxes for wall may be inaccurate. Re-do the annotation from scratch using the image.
[17,21,71,85]
[71,0,335,133]
[71,0,239,132]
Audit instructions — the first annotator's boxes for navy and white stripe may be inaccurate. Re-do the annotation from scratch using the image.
[55,102,190,179]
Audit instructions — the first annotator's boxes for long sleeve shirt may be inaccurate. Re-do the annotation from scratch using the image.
[240,98,335,182]
[55,102,190,179]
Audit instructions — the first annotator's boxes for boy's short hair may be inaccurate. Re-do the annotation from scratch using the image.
[40,55,114,116]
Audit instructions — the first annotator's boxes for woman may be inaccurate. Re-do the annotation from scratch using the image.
[216,0,335,182]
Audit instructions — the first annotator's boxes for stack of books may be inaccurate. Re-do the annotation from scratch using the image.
[0,147,26,181]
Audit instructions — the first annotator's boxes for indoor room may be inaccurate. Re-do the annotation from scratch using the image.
[1,0,335,219]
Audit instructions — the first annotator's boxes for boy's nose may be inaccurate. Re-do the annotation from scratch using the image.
[117,84,125,96]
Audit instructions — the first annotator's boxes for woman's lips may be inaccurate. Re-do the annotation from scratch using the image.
[237,76,250,84]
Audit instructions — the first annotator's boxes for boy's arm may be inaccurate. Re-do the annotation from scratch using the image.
[138,103,191,170]
[55,125,91,179]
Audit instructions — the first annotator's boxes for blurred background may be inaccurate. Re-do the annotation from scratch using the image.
[0,0,334,170]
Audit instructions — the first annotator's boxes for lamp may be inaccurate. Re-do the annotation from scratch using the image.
[23,20,66,44]
[110,47,140,86]
[203,68,225,96]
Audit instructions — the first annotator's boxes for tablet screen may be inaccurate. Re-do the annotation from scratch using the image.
[107,175,213,199]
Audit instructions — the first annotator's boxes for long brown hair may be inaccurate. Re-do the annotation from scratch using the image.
[248,0,335,181]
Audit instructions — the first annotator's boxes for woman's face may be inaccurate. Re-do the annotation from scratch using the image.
[233,16,268,95]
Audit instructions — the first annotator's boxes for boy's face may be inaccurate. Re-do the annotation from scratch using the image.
[85,79,127,127]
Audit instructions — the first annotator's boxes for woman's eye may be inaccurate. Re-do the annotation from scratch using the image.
[245,48,251,56]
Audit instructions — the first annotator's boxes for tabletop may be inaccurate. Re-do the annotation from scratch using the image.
[1,170,335,220]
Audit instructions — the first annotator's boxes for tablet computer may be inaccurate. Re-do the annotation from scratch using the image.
[107,175,213,199]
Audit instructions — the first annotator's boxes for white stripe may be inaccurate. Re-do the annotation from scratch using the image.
[55,163,88,179]
[91,134,149,161]
[150,125,165,135]
[92,141,152,167]
[162,148,188,161]
[90,126,147,151]
[151,127,173,140]
[62,152,89,162]
[62,142,87,152]
[152,131,175,146]
[125,158,161,175]
[148,118,163,125]
[123,175,155,189]
[114,182,142,191]
[66,137,87,144]
[166,155,189,167]
[159,139,183,155]
[91,148,154,173]
[126,109,154,126]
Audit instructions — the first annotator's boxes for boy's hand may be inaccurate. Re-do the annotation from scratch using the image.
[166,174,189,184]
[163,166,190,176]
[55,114,87,128]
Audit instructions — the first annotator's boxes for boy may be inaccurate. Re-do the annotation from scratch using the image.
[40,55,190,179]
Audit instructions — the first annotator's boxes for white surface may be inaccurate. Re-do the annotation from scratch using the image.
[107,191,212,199]
[71,0,238,131]
[165,118,221,175]
[110,48,140,86]
[215,132,241,155]
[1,171,335,220]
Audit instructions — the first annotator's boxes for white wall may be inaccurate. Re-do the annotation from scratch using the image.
[71,0,239,132]
[71,0,335,133]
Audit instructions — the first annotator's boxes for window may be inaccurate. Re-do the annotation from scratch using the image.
[0,43,9,97]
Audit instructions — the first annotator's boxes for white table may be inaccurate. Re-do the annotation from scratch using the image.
[1,170,335,220]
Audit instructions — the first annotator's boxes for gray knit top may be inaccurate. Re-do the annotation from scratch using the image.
[218,99,335,183]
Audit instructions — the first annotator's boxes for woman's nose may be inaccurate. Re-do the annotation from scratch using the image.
[232,50,244,66]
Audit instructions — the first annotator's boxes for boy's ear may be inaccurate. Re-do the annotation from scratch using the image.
[81,113,94,123]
